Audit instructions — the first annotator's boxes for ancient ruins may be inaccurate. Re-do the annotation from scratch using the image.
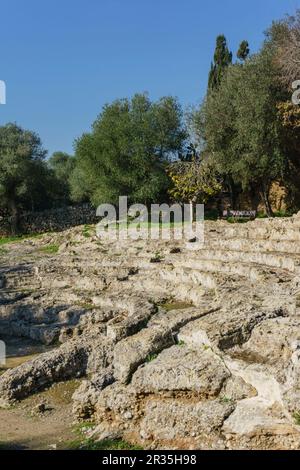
[1,215,300,449]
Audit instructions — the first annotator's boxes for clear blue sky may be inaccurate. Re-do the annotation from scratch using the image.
[0,0,299,156]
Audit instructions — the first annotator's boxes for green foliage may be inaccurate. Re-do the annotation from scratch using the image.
[77,303,95,310]
[39,244,59,254]
[160,300,192,311]
[66,421,143,450]
[208,35,232,90]
[204,209,219,220]
[293,411,300,425]
[0,235,28,245]
[237,40,250,61]
[48,152,75,205]
[256,212,268,219]
[145,353,158,362]
[167,157,222,204]
[219,396,232,404]
[0,123,49,232]
[0,233,44,245]
[71,93,187,206]
[276,100,300,210]
[82,224,92,237]
[201,48,287,216]
[2,12,300,222]
[273,210,292,218]
[68,438,143,450]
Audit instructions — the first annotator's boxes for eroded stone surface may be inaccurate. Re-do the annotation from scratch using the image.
[1,218,300,449]
[131,345,230,396]
[139,399,234,448]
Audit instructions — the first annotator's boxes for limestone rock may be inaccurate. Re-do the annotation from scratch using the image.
[113,326,174,384]
[140,399,234,444]
[132,345,230,396]
[72,368,114,419]
[2,216,300,449]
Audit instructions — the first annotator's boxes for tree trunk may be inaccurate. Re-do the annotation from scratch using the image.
[9,199,19,235]
[260,183,273,218]
[249,183,260,211]
[228,177,237,210]
[216,196,223,218]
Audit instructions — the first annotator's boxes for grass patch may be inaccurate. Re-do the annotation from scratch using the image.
[67,438,143,451]
[273,210,293,218]
[0,233,45,246]
[219,396,232,404]
[0,247,7,255]
[293,411,300,425]
[256,212,268,219]
[22,379,82,407]
[0,235,28,245]
[82,225,93,238]
[257,211,292,219]
[39,244,59,254]
[65,421,143,450]
[160,300,193,311]
[145,353,158,363]
[76,303,96,310]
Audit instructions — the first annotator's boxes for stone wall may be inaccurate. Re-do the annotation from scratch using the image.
[0,204,99,236]
[206,182,288,215]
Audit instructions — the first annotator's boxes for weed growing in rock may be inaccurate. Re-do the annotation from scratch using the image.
[145,353,158,363]
[150,252,164,263]
[293,411,300,425]
[39,244,59,254]
[82,225,92,238]
[219,396,232,404]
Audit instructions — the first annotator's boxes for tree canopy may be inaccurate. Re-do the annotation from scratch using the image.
[48,151,76,205]
[2,8,300,230]
[71,93,187,207]
[237,40,250,61]
[167,157,222,205]
[208,35,232,90]
[0,123,49,232]
[198,44,287,215]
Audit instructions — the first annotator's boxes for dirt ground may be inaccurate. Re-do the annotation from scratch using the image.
[0,380,81,450]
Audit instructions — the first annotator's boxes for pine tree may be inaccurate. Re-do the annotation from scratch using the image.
[237,40,250,61]
[208,35,232,90]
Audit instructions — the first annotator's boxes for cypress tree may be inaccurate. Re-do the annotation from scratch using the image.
[208,35,232,90]
[237,40,250,61]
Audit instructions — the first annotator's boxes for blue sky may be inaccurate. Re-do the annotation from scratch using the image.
[0,0,299,156]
